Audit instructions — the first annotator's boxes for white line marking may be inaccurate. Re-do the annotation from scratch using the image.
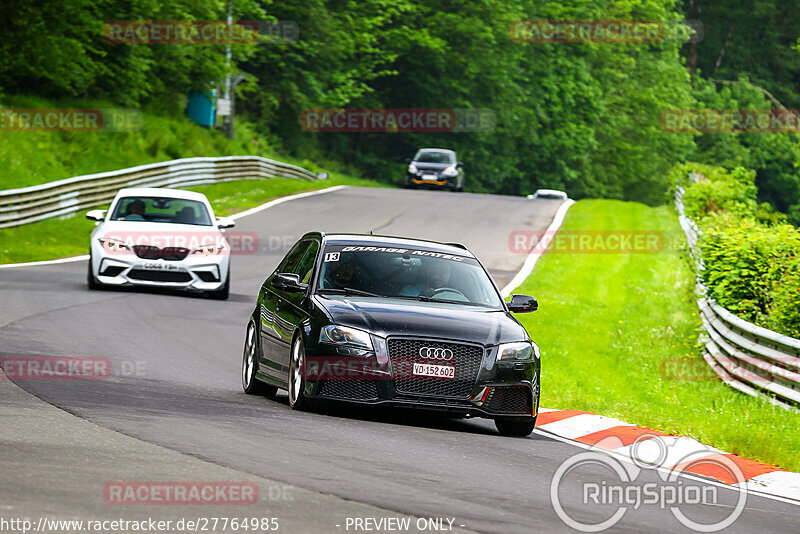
[0,255,90,270]
[0,186,348,270]
[500,199,575,298]
[537,413,633,440]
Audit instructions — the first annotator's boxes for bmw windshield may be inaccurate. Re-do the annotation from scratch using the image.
[316,245,503,309]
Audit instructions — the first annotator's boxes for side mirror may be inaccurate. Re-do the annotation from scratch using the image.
[272,272,308,293]
[216,216,235,229]
[457,161,464,167]
[508,294,538,313]
[316,172,329,180]
[86,209,106,222]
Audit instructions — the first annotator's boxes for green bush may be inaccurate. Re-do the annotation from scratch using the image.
[678,163,800,338]
[700,215,800,323]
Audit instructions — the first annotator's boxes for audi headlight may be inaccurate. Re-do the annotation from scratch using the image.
[192,243,225,256]
[408,163,418,174]
[98,238,131,253]
[319,325,374,350]
[497,341,539,361]
[442,165,458,177]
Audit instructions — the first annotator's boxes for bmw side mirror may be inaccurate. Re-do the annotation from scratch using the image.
[86,209,106,222]
[457,161,464,167]
[216,217,235,229]
[272,272,308,293]
[508,294,538,313]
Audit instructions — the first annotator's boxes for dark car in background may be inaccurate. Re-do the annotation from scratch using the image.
[404,148,464,191]
[241,232,542,436]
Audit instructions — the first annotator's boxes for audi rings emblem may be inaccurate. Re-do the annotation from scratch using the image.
[418,347,454,361]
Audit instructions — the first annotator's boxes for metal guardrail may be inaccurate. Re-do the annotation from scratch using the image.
[675,181,800,412]
[0,156,319,228]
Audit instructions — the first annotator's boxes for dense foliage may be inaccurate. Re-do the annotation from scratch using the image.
[672,163,800,337]
[0,0,798,213]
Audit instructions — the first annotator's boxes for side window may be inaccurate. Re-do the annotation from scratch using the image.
[296,241,320,284]
[278,240,310,274]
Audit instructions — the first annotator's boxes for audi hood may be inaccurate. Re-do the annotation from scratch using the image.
[314,295,529,346]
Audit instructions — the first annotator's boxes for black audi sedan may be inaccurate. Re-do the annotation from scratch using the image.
[404,148,464,191]
[241,232,541,436]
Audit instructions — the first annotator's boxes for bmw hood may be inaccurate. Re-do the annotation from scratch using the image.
[316,296,529,346]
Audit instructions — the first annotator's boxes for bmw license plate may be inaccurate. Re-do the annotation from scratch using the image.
[142,262,178,271]
[412,363,454,379]
[421,174,438,181]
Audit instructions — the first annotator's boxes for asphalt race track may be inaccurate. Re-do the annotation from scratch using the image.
[1,187,798,533]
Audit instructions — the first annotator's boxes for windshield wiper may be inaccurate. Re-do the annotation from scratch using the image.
[391,294,488,307]
[317,287,383,298]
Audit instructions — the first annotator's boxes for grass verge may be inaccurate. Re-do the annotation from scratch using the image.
[0,174,386,265]
[0,94,368,190]
[514,199,800,471]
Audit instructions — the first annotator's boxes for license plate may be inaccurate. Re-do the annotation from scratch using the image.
[141,262,178,271]
[412,363,454,379]
[421,174,438,181]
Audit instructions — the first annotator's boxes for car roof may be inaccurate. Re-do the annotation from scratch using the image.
[416,148,455,154]
[114,187,209,202]
[532,189,568,198]
[317,233,475,258]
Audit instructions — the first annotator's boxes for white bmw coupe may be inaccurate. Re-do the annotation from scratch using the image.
[85,187,235,299]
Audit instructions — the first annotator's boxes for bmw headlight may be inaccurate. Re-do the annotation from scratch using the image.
[98,238,131,253]
[497,341,539,361]
[407,163,418,174]
[192,243,225,256]
[442,165,458,177]
[319,325,374,351]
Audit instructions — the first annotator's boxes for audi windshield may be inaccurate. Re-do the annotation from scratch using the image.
[316,245,504,308]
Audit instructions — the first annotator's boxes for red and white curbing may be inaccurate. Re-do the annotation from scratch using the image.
[535,408,800,502]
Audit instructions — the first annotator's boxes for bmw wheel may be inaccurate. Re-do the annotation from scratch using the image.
[87,256,102,290]
[288,335,310,410]
[208,267,230,300]
[495,416,536,437]
[242,319,277,397]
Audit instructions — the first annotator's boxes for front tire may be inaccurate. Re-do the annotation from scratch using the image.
[87,258,102,290]
[288,335,310,411]
[208,267,230,300]
[242,320,278,397]
[495,417,536,437]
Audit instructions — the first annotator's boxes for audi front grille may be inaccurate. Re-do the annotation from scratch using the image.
[387,338,483,399]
